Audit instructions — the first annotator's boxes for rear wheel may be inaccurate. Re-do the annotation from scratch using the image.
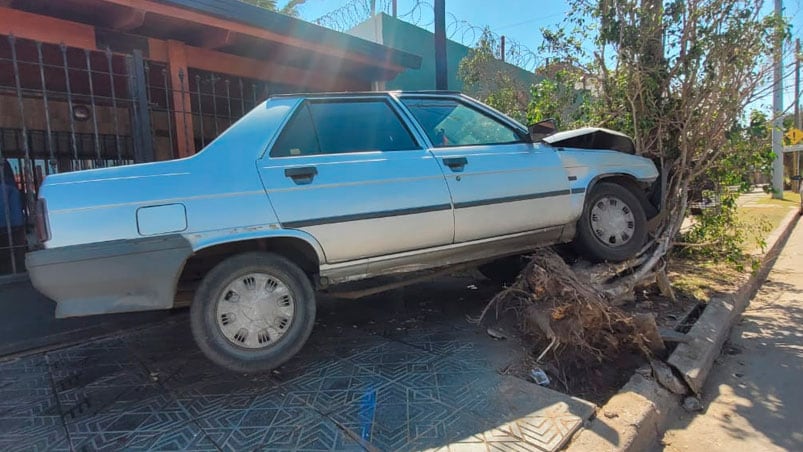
[190,252,316,373]
[575,182,647,262]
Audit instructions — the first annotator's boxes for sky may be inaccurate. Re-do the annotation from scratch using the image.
[296,0,568,56]
[289,0,802,111]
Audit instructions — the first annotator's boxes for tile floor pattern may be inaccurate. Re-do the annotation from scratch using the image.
[0,288,594,451]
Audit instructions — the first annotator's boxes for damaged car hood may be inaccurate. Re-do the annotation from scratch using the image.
[543,127,636,154]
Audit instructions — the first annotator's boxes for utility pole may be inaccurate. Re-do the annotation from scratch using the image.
[434,0,447,90]
[501,35,506,63]
[795,38,800,190]
[771,0,784,199]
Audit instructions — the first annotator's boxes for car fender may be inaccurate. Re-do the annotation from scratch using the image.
[186,226,328,265]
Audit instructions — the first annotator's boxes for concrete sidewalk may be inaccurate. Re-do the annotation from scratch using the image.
[0,279,173,357]
[658,220,803,451]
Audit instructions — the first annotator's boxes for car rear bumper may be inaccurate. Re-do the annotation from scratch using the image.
[26,235,193,318]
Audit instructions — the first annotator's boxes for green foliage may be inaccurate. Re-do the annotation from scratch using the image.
[239,0,306,16]
[458,29,529,122]
[532,0,785,271]
[713,111,775,192]
[241,0,276,9]
[527,69,593,129]
[678,110,775,268]
[677,193,770,271]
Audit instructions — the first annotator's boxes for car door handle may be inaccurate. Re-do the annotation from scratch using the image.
[284,166,318,184]
[443,157,468,172]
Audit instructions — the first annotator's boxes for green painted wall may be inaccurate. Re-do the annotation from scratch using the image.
[349,14,536,92]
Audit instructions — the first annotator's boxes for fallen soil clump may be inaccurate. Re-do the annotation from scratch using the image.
[478,248,695,403]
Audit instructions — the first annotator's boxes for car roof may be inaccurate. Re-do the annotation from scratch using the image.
[270,90,463,99]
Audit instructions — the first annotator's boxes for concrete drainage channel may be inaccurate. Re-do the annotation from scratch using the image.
[565,209,800,451]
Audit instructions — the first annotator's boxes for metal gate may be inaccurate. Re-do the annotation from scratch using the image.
[0,35,300,276]
[0,36,143,275]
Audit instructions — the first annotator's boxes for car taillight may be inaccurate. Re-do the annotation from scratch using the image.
[35,198,50,243]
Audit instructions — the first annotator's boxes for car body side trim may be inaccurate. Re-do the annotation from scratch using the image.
[320,225,567,284]
[453,190,571,209]
[282,203,453,229]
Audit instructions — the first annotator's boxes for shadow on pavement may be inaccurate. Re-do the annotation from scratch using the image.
[0,280,173,357]
[660,276,803,451]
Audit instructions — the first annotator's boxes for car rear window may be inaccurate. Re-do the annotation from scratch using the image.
[270,99,418,157]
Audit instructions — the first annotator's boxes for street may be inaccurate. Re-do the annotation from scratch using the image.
[658,219,803,451]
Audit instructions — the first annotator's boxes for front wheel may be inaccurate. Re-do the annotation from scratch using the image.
[574,182,647,262]
[190,252,316,373]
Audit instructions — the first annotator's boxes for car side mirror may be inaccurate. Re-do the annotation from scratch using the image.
[528,119,558,143]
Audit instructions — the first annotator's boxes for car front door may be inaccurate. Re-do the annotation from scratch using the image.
[399,95,572,243]
[258,97,454,264]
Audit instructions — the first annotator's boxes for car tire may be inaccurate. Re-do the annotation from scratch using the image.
[575,182,647,262]
[190,252,316,373]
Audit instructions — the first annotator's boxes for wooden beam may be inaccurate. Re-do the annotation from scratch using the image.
[147,37,168,61]
[0,6,96,49]
[196,29,235,50]
[166,40,195,157]
[183,45,366,91]
[109,7,146,32]
[98,0,404,72]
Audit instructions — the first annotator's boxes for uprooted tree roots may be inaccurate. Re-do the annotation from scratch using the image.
[477,248,668,378]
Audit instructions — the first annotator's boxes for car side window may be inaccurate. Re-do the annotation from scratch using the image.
[307,100,418,154]
[401,98,523,147]
[270,104,321,157]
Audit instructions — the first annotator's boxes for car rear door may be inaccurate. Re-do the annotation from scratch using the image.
[399,95,572,243]
[258,96,454,264]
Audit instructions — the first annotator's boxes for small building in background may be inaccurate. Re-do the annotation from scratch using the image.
[348,13,536,92]
[0,0,420,275]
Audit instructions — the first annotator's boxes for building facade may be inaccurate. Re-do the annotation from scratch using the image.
[0,0,420,275]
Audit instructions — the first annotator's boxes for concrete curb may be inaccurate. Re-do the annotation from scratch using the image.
[566,208,800,452]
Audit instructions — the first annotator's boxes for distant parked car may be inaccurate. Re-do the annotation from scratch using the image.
[26,92,660,372]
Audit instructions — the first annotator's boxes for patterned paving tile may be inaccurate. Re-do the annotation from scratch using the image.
[0,282,596,452]
[327,381,456,451]
[389,354,500,413]
[70,420,218,451]
[0,415,67,442]
[123,319,199,378]
[0,423,71,452]
[275,357,396,416]
[174,383,259,420]
[410,401,585,452]
[198,404,364,451]
[344,341,441,382]
[502,402,584,451]
[55,379,158,422]
[0,356,71,451]
[0,355,55,414]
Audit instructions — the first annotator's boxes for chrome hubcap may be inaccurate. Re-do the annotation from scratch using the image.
[589,196,636,248]
[216,273,295,349]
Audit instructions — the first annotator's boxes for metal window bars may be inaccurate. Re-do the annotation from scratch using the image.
[0,34,291,275]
